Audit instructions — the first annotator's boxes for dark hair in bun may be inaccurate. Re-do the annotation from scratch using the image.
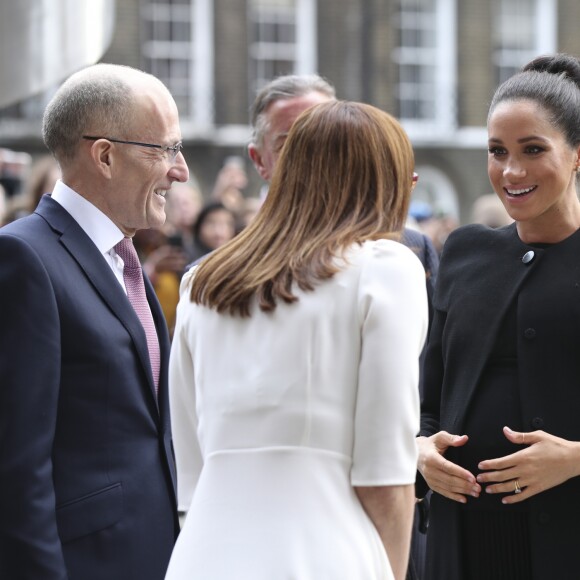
[522,53,580,80]
[488,53,580,147]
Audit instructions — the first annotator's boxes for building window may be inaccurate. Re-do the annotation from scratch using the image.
[248,0,317,97]
[141,0,213,127]
[493,0,557,85]
[391,0,456,136]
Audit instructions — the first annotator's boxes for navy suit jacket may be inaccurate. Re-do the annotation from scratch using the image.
[400,227,439,401]
[0,196,178,580]
[400,228,438,316]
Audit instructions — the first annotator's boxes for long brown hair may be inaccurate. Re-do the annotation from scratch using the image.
[189,100,415,316]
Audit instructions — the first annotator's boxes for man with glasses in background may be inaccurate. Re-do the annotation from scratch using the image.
[248,74,438,580]
[0,63,188,579]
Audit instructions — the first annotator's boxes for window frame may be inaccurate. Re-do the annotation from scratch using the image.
[247,0,317,101]
[391,0,457,138]
[140,0,214,128]
[493,0,557,86]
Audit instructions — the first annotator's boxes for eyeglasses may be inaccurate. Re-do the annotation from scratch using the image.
[82,135,183,163]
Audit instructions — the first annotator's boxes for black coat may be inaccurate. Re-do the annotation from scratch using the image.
[420,222,580,580]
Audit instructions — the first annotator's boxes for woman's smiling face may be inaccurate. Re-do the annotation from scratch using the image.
[487,99,580,239]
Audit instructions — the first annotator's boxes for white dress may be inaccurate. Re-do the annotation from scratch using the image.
[165,240,428,580]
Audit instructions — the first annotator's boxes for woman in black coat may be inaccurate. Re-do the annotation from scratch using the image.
[418,53,580,580]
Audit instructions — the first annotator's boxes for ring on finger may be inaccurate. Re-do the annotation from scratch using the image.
[514,479,522,494]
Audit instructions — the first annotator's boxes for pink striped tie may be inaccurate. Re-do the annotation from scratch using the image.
[115,237,160,393]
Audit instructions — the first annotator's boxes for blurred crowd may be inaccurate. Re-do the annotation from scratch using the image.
[406,191,512,256]
[0,145,512,336]
[0,149,263,335]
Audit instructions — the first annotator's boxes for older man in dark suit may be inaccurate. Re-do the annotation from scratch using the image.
[0,63,189,579]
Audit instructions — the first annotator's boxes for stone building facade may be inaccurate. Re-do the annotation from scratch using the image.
[2,0,580,221]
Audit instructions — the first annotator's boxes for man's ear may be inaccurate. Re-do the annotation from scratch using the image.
[88,139,114,179]
[248,143,269,182]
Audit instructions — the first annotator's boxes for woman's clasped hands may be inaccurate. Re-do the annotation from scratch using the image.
[477,426,580,504]
[417,431,480,504]
[418,426,580,504]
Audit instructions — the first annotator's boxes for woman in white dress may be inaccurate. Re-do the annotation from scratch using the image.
[166,101,428,580]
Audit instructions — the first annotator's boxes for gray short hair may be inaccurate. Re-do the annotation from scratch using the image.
[250,74,336,146]
[42,64,157,163]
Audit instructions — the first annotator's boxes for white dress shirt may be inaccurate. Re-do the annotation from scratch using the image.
[51,180,128,293]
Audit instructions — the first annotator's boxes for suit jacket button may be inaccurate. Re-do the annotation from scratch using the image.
[531,417,544,429]
[522,250,535,264]
[524,328,536,339]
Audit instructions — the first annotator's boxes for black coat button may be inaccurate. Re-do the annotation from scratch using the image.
[524,328,536,339]
[531,417,544,429]
[522,251,535,264]
[538,512,550,524]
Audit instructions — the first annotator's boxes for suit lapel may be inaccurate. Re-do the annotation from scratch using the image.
[36,196,160,406]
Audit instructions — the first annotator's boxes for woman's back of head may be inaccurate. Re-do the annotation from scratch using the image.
[266,100,414,243]
[190,100,415,317]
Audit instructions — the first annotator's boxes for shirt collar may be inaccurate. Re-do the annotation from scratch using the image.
[51,180,125,254]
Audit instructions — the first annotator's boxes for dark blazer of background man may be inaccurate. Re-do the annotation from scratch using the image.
[0,64,189,580]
